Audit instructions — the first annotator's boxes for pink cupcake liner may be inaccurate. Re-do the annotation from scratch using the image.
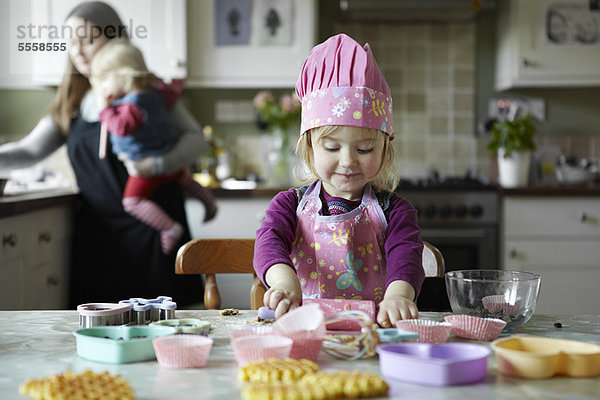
[229,326,275,342]
[444,315,507,341]
[231,334,293,366]
[482,295,522,315]
[152,334,213,369]
[277,330,324,361]
[395,319,451,344]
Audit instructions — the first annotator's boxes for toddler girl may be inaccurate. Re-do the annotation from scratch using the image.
[253,34,425,327]
[90,39,217,253]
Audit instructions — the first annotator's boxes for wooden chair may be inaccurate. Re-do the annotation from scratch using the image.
[175,238,445,310]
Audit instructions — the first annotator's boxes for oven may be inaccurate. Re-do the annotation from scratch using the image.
[396,178,500,311]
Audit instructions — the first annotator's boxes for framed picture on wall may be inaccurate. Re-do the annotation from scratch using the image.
[544,0,600,46]
[188,0,316,88]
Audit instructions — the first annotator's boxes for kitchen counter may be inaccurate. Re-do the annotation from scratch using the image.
[1,310,599,399]
[0,188,78,218]
[211,184,600,199]
[502,185,600,196]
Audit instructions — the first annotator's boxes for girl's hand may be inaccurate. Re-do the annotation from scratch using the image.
[263,263,302,319]
[377,297,419,327]
[263,288,302,319]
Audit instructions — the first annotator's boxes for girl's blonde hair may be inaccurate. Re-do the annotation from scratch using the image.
[294,126,399,192]
[90,38,154,95]
[48,1,129,134]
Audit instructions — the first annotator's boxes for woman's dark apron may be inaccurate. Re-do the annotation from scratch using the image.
[66,117,203,307]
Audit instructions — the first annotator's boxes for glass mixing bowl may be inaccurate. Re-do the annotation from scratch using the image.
[445,270,542,331]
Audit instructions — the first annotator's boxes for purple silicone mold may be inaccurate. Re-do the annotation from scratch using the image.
[376,342,491,386]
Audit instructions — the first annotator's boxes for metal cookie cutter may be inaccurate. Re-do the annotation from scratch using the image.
[77,303,132,328]
[119,296,177,325]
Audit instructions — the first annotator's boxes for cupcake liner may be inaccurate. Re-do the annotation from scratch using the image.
[232,335,293,366]
[229,326,275,342]
[277,330,324,361]
[444,315,507,341]
[273,304,325,333]
[395,320,451,343]
[152,334,213,369]
[482,295,522,315]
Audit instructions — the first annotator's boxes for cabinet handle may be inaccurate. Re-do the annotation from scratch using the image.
[2,233,17,247]
[39,231,52,243]
[46,276,60,287]
[509,249,518,259]
[520,57,530,68]
[578,212,588,223]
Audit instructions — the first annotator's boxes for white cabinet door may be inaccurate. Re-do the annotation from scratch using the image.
[504,198,600,237]
[502,196,600,315]
[0,257,24,310]
[0,213,30,262]
[14,0,186,86]
[0,205,72,310]
[187,0,316,88]
[23,206,72,309]
[495,0,600,90]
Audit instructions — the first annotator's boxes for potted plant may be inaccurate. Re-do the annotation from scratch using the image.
[487,115,536,188]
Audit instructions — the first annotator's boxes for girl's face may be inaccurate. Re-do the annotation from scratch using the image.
[312,126,385,200]
[66,16,108,76]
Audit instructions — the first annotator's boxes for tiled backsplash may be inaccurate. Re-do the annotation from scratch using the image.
[537,135,600,159]
[334,21,488,178]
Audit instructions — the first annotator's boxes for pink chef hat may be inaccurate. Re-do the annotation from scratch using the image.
[295,33,393,137]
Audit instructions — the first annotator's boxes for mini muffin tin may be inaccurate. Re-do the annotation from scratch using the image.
[73,325,177,363]
[150,319,211,335]
[491,336,600,378]
[377,342,491,386]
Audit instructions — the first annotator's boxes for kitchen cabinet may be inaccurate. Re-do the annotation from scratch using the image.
[0,204,73,310]
[495,0,600,90]
[186,0,316,88]
[3,0,186,88]
[502,196,600,314]
[185,196,272,308]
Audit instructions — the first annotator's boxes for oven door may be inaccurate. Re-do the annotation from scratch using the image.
[416,226,498,311]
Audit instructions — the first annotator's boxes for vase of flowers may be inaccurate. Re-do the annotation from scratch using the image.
[253,90,301,186]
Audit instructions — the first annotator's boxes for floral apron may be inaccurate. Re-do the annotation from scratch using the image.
[291,180,388,302]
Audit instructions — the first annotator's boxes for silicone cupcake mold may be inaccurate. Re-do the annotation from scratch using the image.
[150,319,210,335]
[73,326,177,363]
[491,336,600,378]
[377,342,491,386]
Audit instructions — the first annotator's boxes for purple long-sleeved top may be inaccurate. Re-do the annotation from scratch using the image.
[253,184,425,299]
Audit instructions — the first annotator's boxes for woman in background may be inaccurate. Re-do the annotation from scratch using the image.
[0,1,204,307]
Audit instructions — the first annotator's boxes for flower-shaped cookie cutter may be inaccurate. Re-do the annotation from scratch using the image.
[119,296,177,325]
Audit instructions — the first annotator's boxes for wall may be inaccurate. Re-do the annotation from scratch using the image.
[332,20,483,178]
[2,6,600,178]
[476,10,600,160]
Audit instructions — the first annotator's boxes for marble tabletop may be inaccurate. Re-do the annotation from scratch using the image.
[1,310,599,400]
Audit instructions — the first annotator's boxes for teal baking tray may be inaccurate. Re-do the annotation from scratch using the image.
[73,325,177,364]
